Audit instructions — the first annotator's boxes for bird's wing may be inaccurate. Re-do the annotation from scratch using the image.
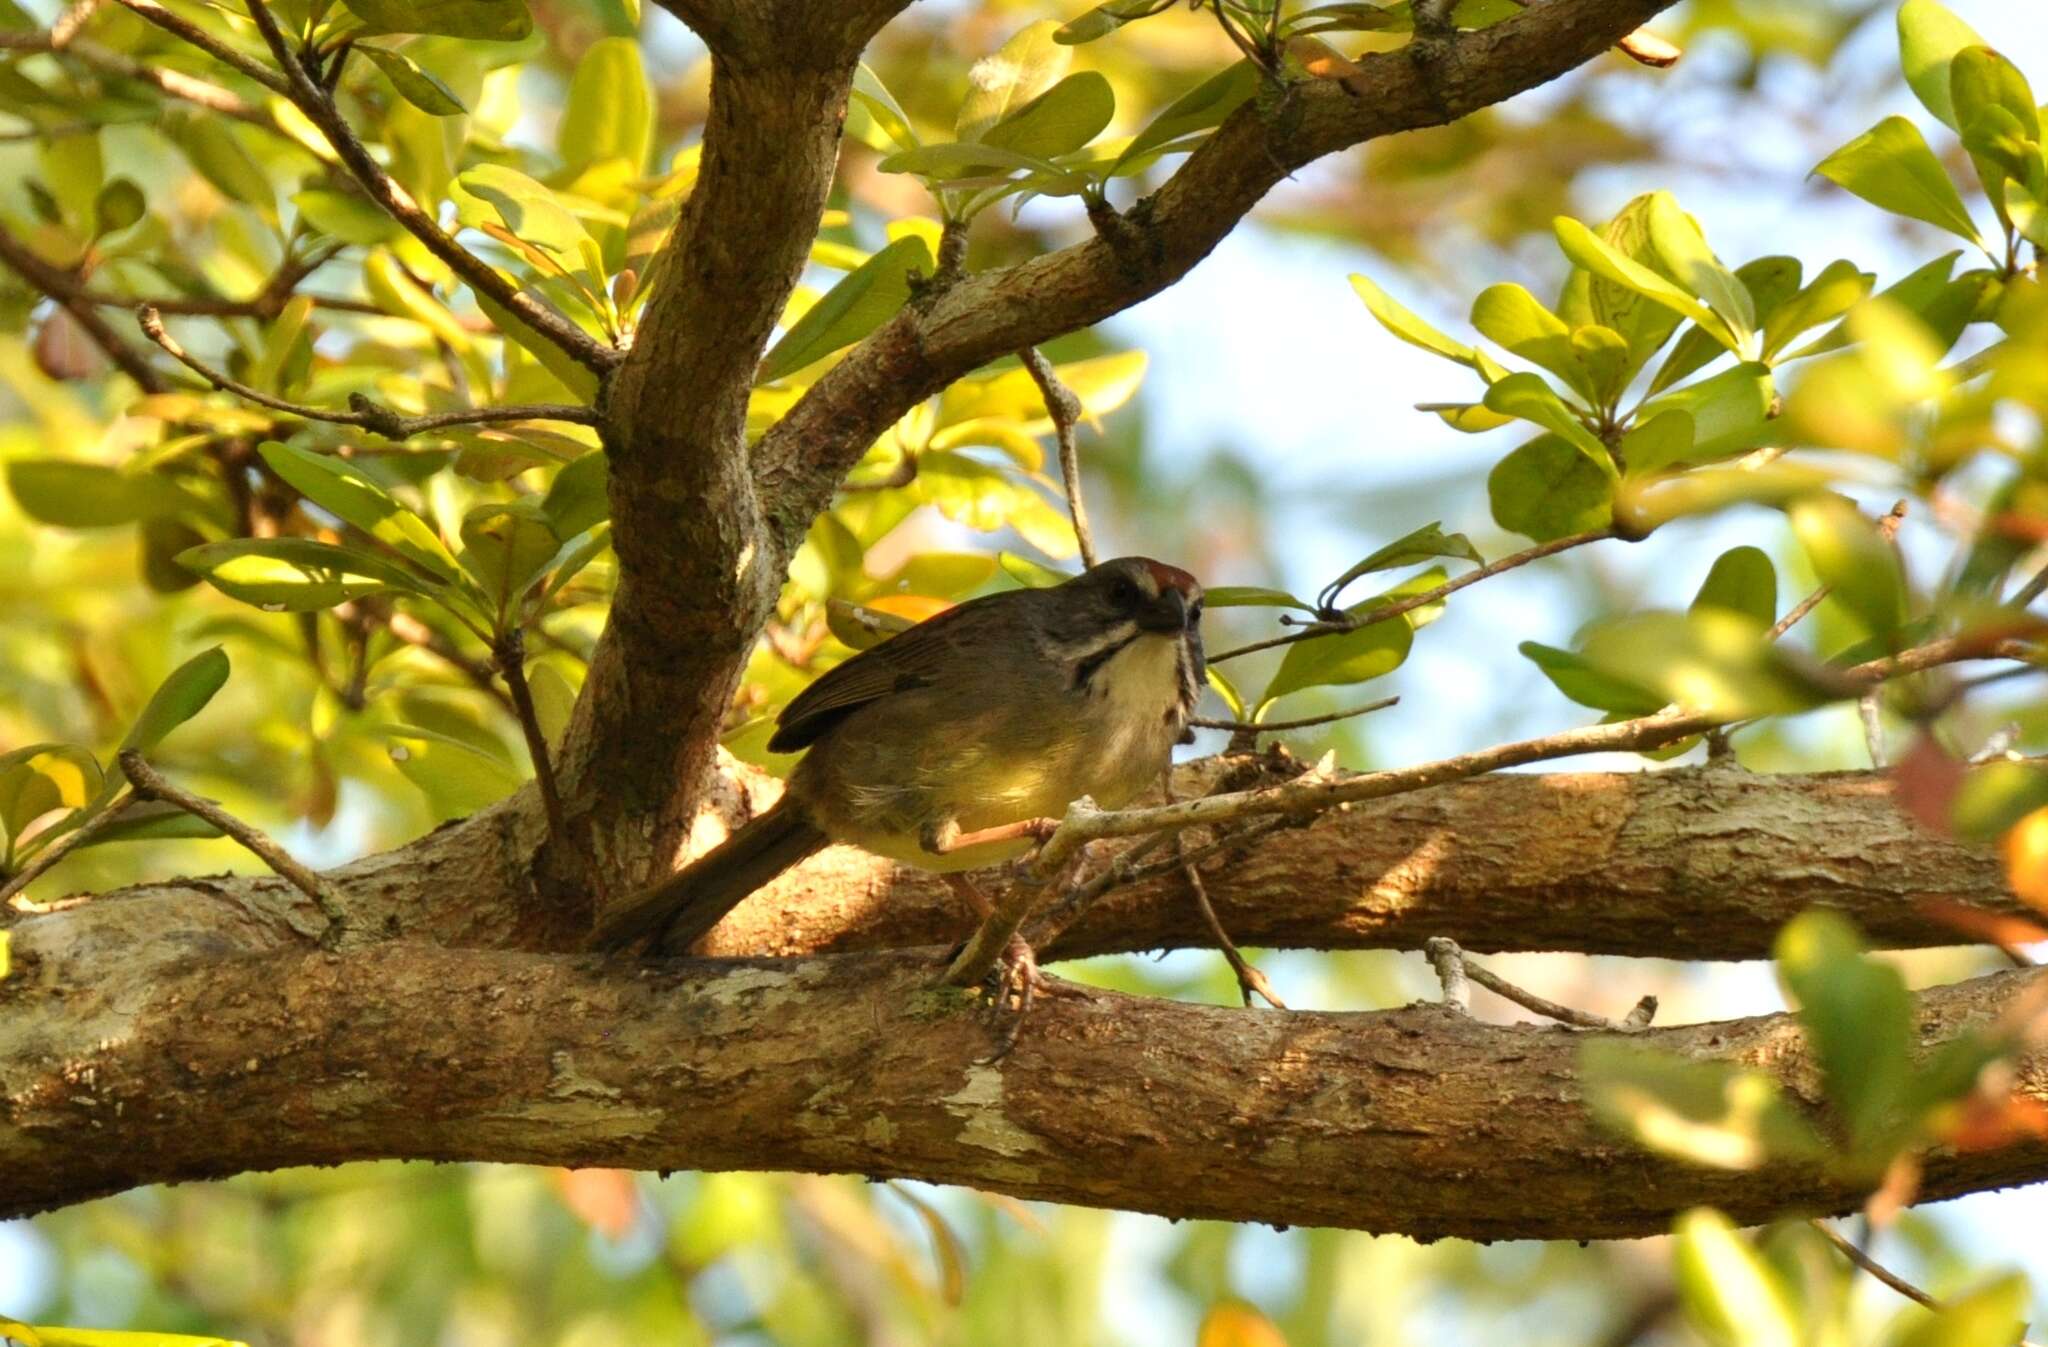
[768,596,1010,752]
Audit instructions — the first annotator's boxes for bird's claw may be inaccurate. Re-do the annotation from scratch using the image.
[979,934,1050,1061]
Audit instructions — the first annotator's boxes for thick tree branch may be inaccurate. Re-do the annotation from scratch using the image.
[0,221,167,392]
[1,941,2041,1237]
[753,0,1678,528]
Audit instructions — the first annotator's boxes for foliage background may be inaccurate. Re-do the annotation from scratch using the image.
[0,0,2044,1342]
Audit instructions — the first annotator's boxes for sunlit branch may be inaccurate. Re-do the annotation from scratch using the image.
[139,305,597,438]
[239,0,619,375]
[0,221,168,392]
[1018,346,1097,569]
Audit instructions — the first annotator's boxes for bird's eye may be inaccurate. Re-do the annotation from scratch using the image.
[1188,598,1204,623]
[1112,576,1141,607]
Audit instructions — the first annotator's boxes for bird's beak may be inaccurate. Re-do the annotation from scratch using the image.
[1139,587,1190,633]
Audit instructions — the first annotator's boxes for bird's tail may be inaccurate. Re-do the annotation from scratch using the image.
[590,797,827,955]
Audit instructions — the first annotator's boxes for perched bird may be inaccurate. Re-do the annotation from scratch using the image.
[593,556,1205,958]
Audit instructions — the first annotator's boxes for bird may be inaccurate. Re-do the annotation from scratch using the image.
[591,555,1206,967]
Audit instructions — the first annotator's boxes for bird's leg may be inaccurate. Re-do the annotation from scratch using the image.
[924,815,1061,855]
[942,872,1046,1026]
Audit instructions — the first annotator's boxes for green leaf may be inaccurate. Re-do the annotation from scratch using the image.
[1110,60,1259,175]
[1568,195,1687,377]
[164,113,274,212]
[1774,909,1914,1165]
[849,64,920,155]
[1055,0,1176,44]
[1617,408,1695,477]
[476,290,600,403]
[1519,641,1665,715]
[1645,191,1755,347]
[1788,494,1906,639]
[1481,373,1612,470]
[93,178,146,235]
[459,500,560,623]
[1259,568,1445,709]
[1350,273,1476,366]
[1951,760,2048,840]
[1653,256,1801,392]
[360,45,468,115]
[178,537,431,611]
[1488,433,1614,543]
[1690,547,1776,633]
[343,0,532,40]
[1897,0,1986,129]
[1582,1041,1827,1171]
[559,35,651,173]
[1672,1209,1803,1347]
[981,71,1114,160]
[5,460,194,528]
[997,551,1072,588]
[1636,363,1774,464]
[1887,1275,2030,1347]
[542,452,608,539]
[1760,259,1871,362]
[0,745,102,841]
[1813,116,1984,247]
[1580,610,1832,719]
[1784,252,1961,361]
[757,235,933,384]
[878,140,1073,185]
[120,646,230,755]
[1206,586,1316,611]
[958,21,1071,142]
[1469,283,1590,396]
[258,441,463,586]
[386,725,523,818]
[72,797,226,849]
[452,163,594,268]
[1205,666,1246,720]
[1554,214,1738,353]
[1322,522,1481,602]
[292,187,401,245]
[1952,45,2041,224]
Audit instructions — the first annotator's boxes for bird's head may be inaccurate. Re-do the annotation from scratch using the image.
[1070,556,1205,637]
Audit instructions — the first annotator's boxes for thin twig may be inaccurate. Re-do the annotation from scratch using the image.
[1809,1220,1937,1309]
[110,0,290,92]
[139,305,596,437]
[1768,500,1908,644]
[85,245,383,322]
[1029,628,2038,874]
[1017,347,1096,569]
[1859,692,1888,767]
[2010,557,2048,609]
[1425,936,1469,1011]
[493,631,567,849]
[0,221,167,391]
[385,610,514,709]
[1211,529,1614,663]
[241,0,619,374]
[118,749,347,944]
[50,0,105,49]
[1427,938,1654,1029]
[0,792,137,907]
[1192,695,1398,734]
[1181,843,1286,1008]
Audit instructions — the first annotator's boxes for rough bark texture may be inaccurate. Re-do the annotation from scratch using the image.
[11,0,2039,1241]
[2,943,2041,1236]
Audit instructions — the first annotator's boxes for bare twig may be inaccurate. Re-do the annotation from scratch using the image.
[139,305,596,437]
[1426,936,1469,1011]
[1018,347,1096,569]
[108,0,288,91]
[1192,695,1398,734]
[1859,691,1888,767]
[0,222,167,391]
[1212,530,1615,663]
[0,793,137,907]
[2010,557,2048,609]
[941,873,1046,989]
[384,610,513,709]
[50,0,104,48]
[1182,844,1286,1008]
[493,631,567,849]
[84,245,385,322]
[240,0,618,374]
[118,749,347,943]
[1030,628,2037,875]
[1768,501,1908,643]
[1810,1220,1936,1309]
[1427,938,1654,1029]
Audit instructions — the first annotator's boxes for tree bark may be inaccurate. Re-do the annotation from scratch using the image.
[3,941,2041,1236]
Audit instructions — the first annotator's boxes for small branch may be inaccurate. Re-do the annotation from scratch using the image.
[87,245,381,322]
[493,631,567,849]
[0,793,136,907]
[139,305,595,438]
[840,453,918,492]
[1191,695,1398,735]
[0,221,167,392]
[1768,501,1908,644]
[2011,558,2048,609]
[1017,347,1096,569]
[1809,1220,1938,1309]
[1212,530,1614,664]
[109,0,289,92]
[1859,692,1888,767]
[1428,937,1655,1030]
[385,610,513,710]
[1030,627,2035,875]
[1181,844,1285,1008]
[1426,936,1469,1011]
[240,0,618,375]
[119,750,347,943]
[941,876,1046,990]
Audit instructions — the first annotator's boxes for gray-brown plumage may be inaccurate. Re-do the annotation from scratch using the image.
[593,556,1205,955]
